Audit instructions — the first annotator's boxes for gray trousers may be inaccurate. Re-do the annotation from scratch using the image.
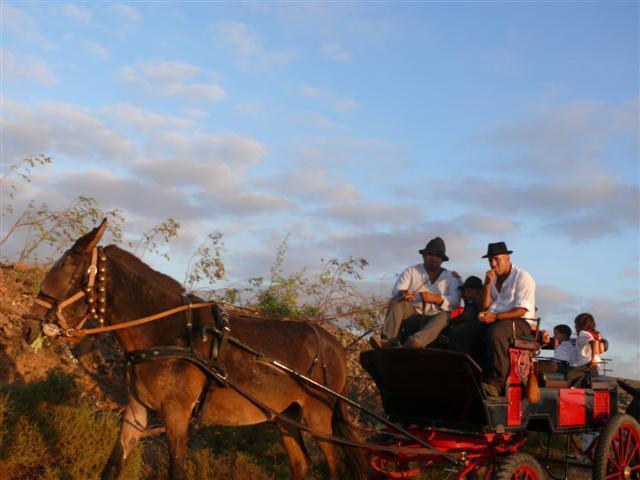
[381,300,450,348]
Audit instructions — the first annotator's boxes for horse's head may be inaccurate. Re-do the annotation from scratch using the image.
[23,219,108,343]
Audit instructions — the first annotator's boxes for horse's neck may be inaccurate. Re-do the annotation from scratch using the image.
[106,253,185,351]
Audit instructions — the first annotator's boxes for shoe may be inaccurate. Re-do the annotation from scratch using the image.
[403,338,422,349]
[482,382,501,398]
[369,336,390,350]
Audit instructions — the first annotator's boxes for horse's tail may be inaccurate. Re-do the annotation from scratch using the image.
[332,398,366,479]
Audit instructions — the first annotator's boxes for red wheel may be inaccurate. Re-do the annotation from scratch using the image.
[594,413,640,480]
[369,453,426,478]
[494,453,545,480]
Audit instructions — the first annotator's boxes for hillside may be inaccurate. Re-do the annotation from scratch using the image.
[1,262,638,480]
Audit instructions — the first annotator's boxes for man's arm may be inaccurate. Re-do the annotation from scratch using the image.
[481,268,496,310]
[478,307,527,324]
[392,267,414,299]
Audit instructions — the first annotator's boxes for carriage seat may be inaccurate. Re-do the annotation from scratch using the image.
[591,376,616,390]
[510,335,539,351]
[542,372,570,389]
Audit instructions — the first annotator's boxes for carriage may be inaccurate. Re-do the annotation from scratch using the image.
[23,221,640,480]
[359,343,640,479]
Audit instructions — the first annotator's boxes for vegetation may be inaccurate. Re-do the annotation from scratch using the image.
[0,156,383,478]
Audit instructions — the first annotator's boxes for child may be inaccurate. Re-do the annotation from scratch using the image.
[573,313,602,366]
[567,313,602,387]
[552,324,575,373]
[538,324,574,374]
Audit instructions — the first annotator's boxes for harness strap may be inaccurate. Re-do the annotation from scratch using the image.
[304,321,326,383]
[70,302,214,336]
[127,346,227,385]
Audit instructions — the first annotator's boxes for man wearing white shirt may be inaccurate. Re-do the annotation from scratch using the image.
[477,242,536,397]
[370,237,462,348]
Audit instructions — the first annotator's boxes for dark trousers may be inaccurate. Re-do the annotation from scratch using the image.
[566,364,598,387]
[447,319,488,367]
[484,319,531,389]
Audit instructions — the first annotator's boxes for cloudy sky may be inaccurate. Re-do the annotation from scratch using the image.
[1,2,638,377]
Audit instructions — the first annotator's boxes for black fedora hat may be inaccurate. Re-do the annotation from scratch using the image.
[459,275,483,290]
[482,241,513,259]
[419,237,448,261]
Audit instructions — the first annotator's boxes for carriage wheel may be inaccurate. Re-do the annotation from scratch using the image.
[369,453,426,478]
[593,413,640,480]
[494,453,545,480]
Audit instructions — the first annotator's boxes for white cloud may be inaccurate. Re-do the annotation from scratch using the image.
[145,132,267,170]
[436,175,639,240]
[257,165,360,204]
[112,4,142,22]
[486,99,639,174]
[212,20,299,70]
[84,40,109,59]
[301,85,332,99]
[103,103,195,132]
[120,60,226,102]
[291,136,403,168]
[213,21,261,56]
[1,4,54,49]
[1,49,58,85]
[320,42,351,62]
[333,97,360,113]
[2,101,135,163]
[182,108,210,119]
[61,3,92,22]
[454,213,518,236]
[318,202,418,227]
[233,101,265,117]
[295,113,338,129]
[300,85,359,113]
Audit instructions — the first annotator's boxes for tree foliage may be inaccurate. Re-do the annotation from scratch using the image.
[131,218,181,261]
[184,231,226,291]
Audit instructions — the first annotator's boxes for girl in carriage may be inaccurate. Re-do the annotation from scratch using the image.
[566,312,604,386]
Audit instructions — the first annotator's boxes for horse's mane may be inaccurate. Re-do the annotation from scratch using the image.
[104,245,185,294]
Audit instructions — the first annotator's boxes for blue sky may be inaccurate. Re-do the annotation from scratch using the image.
[1,2,639,378]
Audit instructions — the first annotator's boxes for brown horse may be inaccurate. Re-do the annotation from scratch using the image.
[23,220,365,479]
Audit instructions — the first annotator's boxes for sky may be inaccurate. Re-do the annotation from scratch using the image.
[1,2,639,378]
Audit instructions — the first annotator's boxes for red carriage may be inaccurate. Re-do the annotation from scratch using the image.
[360,342,640,480]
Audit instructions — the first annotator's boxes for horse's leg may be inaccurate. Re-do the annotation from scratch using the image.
[162,404,192,480]
[101,396,148,480]
[303,397,342,480]
[277,404,309,480]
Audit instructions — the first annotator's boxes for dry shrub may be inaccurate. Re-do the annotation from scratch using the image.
[188,450,273,480]
[0,415,55,479]
[45,404,143,480]
[0,372,142,480]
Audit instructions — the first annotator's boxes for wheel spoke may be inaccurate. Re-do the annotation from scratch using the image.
[608,448,622,472]
[620,428,631,464]
[622,428,639,465]
[613,433,624,468]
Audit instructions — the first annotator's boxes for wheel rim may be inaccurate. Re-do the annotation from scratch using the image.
[369,454,423,478]
[511,465,539,480]
[606,423,640,480]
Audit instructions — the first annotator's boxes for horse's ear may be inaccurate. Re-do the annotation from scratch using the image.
[72,218,108,253]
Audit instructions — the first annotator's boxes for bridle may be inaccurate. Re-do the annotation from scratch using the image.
[28,247,107,338]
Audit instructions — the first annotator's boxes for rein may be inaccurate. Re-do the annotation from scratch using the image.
[68,301,215,337]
